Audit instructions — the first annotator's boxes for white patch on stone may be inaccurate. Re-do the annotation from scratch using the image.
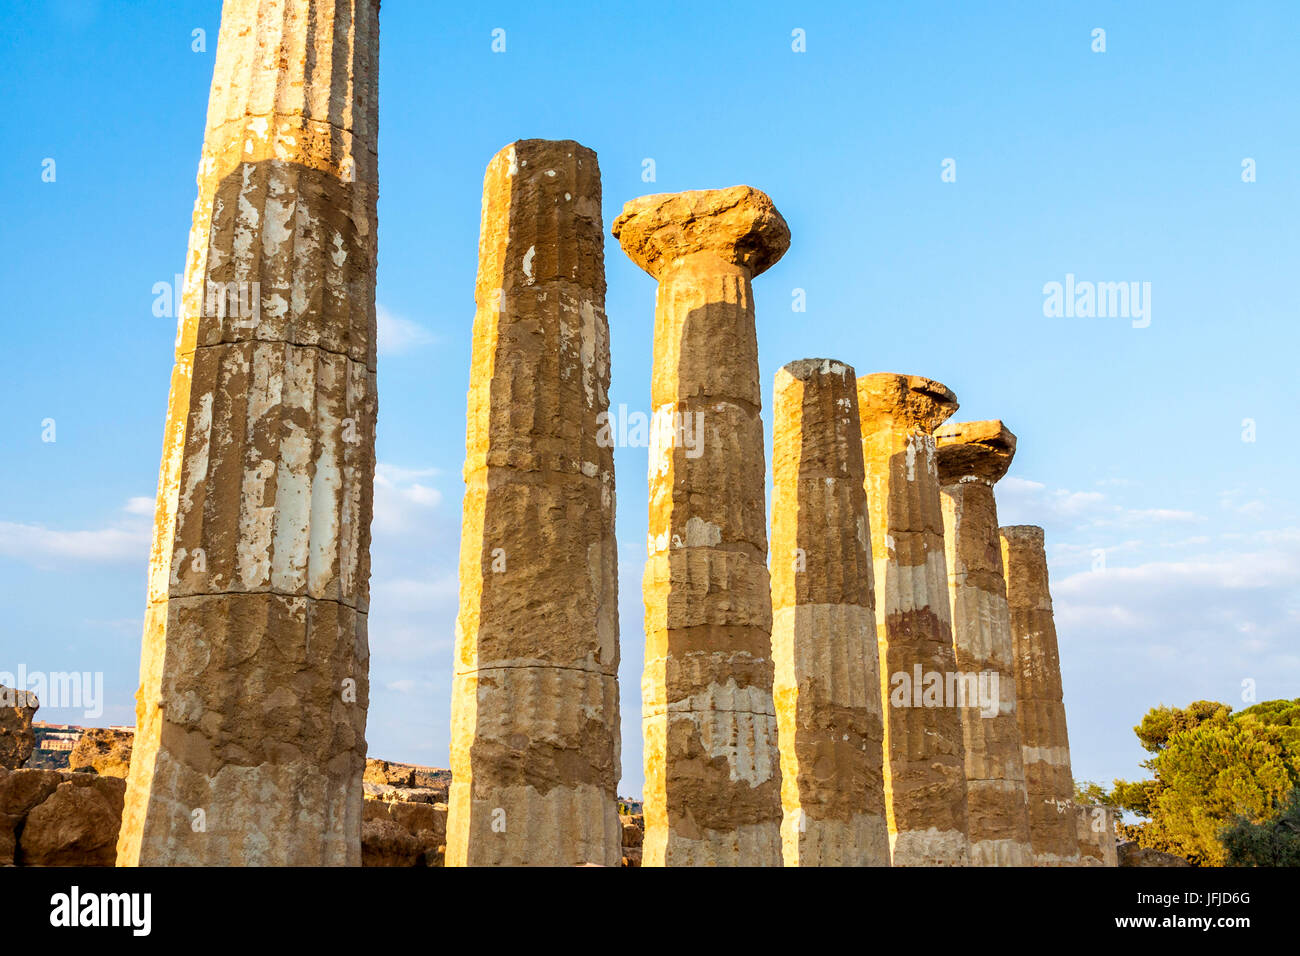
[522,245,536,285]
[578,300,598,406]
[683,516,722,547]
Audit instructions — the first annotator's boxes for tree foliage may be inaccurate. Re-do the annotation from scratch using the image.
[1221,787,1300,867]
[1108,698,1300,866]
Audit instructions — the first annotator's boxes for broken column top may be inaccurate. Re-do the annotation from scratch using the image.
[855,372,959,432]
[777,357,855,382]
[611,185,790,278]
[935,419,1017,484]
[1000,524,1045,544]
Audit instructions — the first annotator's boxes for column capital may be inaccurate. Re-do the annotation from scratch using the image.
[612,185,790,279]
[1000,524,1045,546]
[856,372,959,434]
[935,419,1017,484]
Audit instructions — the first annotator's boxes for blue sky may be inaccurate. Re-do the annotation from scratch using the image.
[2,0,1297,801]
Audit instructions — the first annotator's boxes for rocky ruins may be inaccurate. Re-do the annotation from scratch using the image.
[85,0,1109,867]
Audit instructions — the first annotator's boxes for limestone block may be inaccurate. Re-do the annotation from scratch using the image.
[69,728,135,778]
[0,685,37,770]
[18,776,126,867]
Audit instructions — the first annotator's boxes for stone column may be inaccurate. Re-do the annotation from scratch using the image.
[613,187,789,866]
[935,420,1033,866]
[1000,525,1081,866]
[856,373,970,866]
[446,139,620,867]
[770,359,890,866]
[1076,804,1119,866]
[118,0,379,866]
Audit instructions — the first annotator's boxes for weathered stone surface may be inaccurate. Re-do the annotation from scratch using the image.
[1075,804,1118,867]
[614,186,789,866]
[69,728,134,778]
[362,796,447,867]
[119,0,379,866]
[620,812,644,867]
[771,359,889,866]
[1000,525,1080,866]
[856,373,970,866]
[364,758,450,798]
[18,776,126,867]
[0,768,65,865]
[936,420,1032,866]
[1117,841,1192,867]
[447,139,620,868]
[0,685,38,770]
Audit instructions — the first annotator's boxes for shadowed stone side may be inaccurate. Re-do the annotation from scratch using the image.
[857,373,970,866]
[118,0,379,866]
[1000,524,1081,866]
[446,139,621,867]
[771,359,890,866]
[936,420,1033,866]
[0,686,38,771]
[1076,804,1118,866]
[614,186,789,866]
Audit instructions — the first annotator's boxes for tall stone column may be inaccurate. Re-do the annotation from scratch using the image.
[446,140,620,867]
[613,187,789,866]
[770,359,890,866]
[935,420,1033,866]
[118,0,379,866]
[856,373,970,866]
[999,525,1081,866]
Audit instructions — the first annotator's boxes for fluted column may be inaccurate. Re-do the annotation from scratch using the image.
[936,420,1032,866]
[1000,525,1080,866]
[613,186,789,866]
[446,139,620,867]
[118,0,379,866]
[771,359,890,866]
[856,373,970,866]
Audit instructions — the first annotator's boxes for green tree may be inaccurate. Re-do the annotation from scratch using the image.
[1110,698,1300,866]
[1221,788,1300,866]
[1074,780,1118,809]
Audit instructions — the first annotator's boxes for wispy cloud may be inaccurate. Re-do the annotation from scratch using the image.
[0,496,153,566]
[372,462,444,534]
[0,522,149,564]
[376,304,437,356]
[999,476,1202,529]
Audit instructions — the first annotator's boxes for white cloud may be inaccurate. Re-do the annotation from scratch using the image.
[1054,536,1300,671]
[999,476,1201,529]
[123,497,154,515]
[372,462,444,535]
[371,571,458,612]
[376,304,437,356]
[0,521,149,564]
